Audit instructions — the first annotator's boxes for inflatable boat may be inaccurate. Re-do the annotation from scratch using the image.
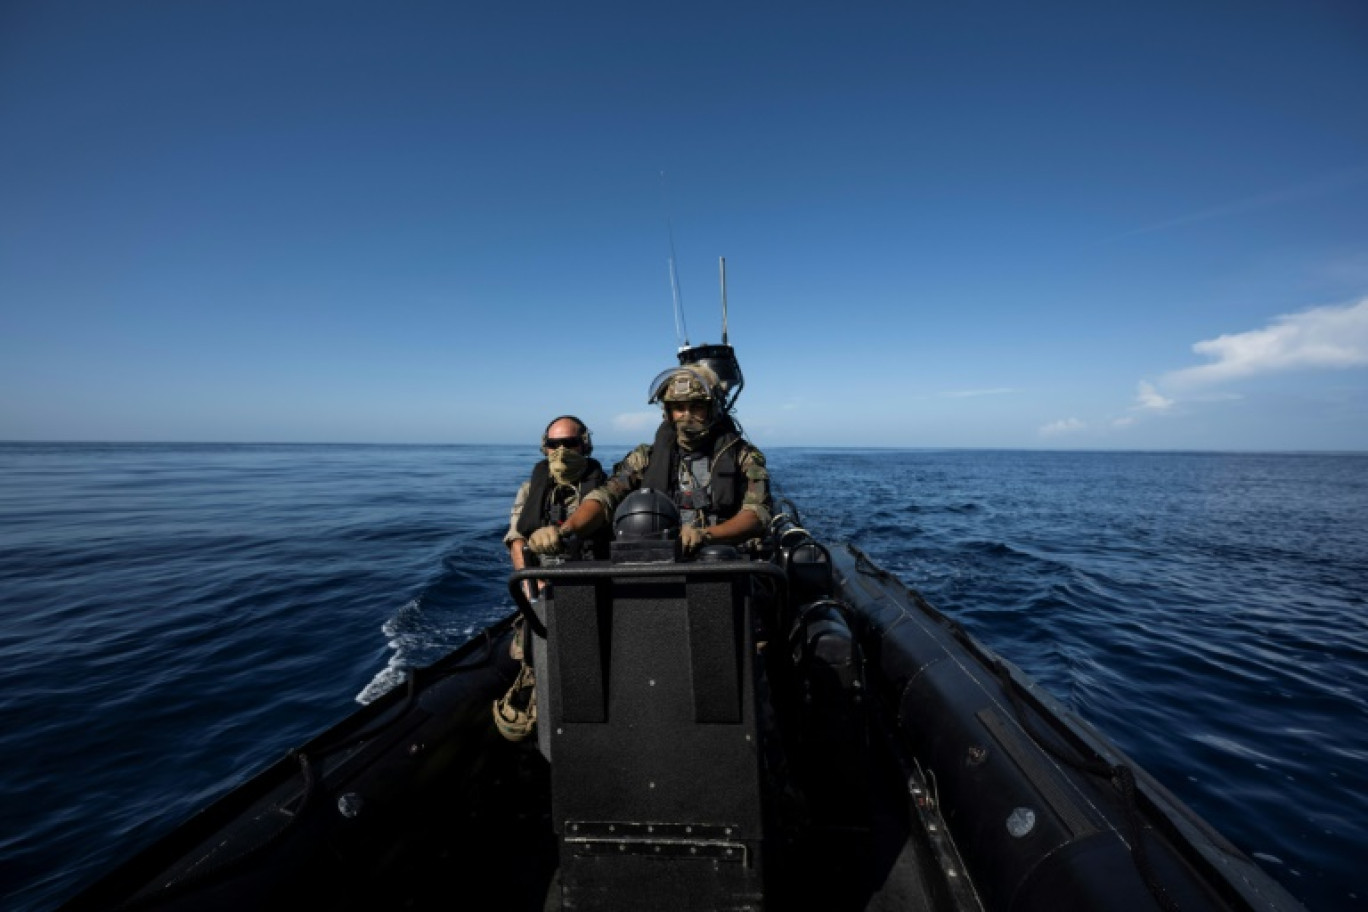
[57,496,1305,911]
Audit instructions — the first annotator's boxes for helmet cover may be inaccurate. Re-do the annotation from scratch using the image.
[647,364,721,405]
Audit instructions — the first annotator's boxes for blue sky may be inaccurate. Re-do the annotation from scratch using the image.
[2,1,1366,450]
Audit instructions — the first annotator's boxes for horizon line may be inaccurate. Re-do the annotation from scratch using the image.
[2,439,1365,456]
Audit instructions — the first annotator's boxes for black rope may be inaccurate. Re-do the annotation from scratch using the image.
[849,544,1179,909]
[853,546,894,583]
[990,660,1180,912]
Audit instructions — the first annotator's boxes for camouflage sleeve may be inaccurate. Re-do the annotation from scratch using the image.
[736,447,772,528]
[503,480,531,546]
[583,444,651,513]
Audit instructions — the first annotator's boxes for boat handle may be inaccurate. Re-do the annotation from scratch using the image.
[507,561,787,639]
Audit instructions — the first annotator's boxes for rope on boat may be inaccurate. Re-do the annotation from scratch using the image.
[989,659,1181,912]
[846,544,1180,911]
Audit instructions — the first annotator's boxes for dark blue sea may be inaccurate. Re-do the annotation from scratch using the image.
[1,444,1364,910]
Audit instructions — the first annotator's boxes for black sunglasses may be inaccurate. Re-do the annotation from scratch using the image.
[545,437,583,450]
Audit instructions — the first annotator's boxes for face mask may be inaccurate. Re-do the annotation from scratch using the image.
[674,416,711,451]
[548,447,588,484]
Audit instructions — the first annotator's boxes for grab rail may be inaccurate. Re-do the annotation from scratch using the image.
[508,560,787,638]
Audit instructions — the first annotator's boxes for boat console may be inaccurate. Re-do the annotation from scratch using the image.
[509,541,781,907]
[507,494,875,911]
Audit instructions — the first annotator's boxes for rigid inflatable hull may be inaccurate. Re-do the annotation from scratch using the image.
[58,538,1303,912]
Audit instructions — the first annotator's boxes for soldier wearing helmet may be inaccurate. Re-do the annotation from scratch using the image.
[528,365,771,556]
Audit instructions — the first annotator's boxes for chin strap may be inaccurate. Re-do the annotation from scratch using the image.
[676,427,712,451]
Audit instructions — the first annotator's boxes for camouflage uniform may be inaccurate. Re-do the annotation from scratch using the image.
[503,480,535,548]
[585,438,772,529]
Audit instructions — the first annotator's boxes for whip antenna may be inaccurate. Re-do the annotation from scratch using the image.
[719,256,729,345]
[660,171,689,348]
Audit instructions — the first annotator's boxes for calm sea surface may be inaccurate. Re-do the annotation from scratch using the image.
[1,444,1364,910]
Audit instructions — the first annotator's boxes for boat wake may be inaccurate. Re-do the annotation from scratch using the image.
[357,585,511,704]
[356,597,428,704]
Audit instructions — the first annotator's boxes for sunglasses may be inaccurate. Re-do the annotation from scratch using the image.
[545,437,583,450]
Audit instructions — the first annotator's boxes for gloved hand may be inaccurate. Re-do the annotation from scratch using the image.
[679,525,708,553]
[528,525,563,554]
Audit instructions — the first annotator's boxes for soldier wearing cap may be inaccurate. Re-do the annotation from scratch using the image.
[527,365,771,555]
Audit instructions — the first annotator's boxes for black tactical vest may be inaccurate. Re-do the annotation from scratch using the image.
[640,420,748,525]
[515,458,611,558]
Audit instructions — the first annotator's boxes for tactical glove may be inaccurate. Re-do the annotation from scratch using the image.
[679,525,708,553]
[528,525,563,554]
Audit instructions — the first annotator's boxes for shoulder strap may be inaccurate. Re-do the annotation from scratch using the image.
[515,460,552,536]
[641,420,677,494]
[708,432,746,518]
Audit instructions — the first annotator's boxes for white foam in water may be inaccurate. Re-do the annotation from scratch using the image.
[355,598,425,705]
[356,662,408,705]
[355,597,511,705]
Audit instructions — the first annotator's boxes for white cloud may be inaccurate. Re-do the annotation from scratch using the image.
[1164,299,1368,387]
[1134,380,1174,411]
[1112,416,1136,428]
[612,411,660,432]
[1039,418,1085,437]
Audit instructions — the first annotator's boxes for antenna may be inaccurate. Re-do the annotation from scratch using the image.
[659,171,688,348]
[676,254,743,411]
[719,256,729,345]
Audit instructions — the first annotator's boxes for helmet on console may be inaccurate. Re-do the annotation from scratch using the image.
[613,488,681,540]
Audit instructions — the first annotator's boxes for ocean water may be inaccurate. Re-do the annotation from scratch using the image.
[1,444,1364,910]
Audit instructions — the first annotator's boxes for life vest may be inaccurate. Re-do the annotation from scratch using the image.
[640,419,748,525]
[515,458,611,558]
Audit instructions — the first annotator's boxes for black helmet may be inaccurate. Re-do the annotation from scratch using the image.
[613,488,680,540]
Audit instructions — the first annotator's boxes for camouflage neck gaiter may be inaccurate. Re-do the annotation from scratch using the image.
[675,420,712,451]
[548,448,588,485]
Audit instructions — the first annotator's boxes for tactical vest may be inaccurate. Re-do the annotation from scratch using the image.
[516,458,611,558]
[640,419,748,525]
